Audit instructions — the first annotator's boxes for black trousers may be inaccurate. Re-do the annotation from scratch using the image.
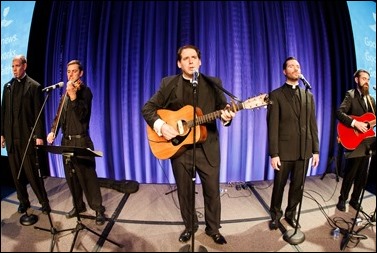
[171,147,221,235]
[339,156,369,203]
[62,137,105,213]
[8,139,48,206]
[270,159,309,220]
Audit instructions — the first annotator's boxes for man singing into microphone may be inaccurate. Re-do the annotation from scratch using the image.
[267,56,320,230]
[142,45,235,244]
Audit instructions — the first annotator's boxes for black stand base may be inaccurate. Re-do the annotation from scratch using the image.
[34,212,76,252]
[283,229,305,245]
[20,213,38,226]
[370,212,376,223]
[340,231,368,251]
[69,220,122,252]
[179,244,208,252]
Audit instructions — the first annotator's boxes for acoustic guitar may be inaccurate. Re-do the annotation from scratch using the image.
[337,112,376,150]
[146,93,270,159]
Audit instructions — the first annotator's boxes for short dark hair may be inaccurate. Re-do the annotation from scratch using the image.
[353,69,370,78]
[177,45,201,62]
[282,56,297,70]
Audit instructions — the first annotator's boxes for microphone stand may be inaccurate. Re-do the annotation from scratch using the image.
[179,74,207,252]
[18,88,53,226]
[17,88,70,252]
[283,83,312,244]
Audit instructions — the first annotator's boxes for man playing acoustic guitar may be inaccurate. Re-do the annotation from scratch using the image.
[336,69,376,212]
[142,45,235,245]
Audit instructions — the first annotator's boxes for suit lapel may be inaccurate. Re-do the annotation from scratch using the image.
[358,94,368,112]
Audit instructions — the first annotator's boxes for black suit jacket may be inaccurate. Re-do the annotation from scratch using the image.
[142,74,229,166]
[1,75,45,154]
[267,84,319,160]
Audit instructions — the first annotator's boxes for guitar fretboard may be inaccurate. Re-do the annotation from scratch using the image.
[187,102,244,127]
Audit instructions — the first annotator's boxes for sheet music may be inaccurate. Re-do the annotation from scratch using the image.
[87,148,103,157]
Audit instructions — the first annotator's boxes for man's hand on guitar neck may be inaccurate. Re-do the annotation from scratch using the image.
[220,104,236,125]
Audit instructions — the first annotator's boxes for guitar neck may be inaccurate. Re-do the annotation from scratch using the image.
[188,102,244,127]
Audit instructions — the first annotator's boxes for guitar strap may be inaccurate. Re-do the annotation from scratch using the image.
[366,95,375,114]
[207,78,242,102]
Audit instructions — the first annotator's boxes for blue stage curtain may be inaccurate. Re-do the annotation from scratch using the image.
[30,1,355,183]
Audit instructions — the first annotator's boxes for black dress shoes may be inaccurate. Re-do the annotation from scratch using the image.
[65,207,87,219]
[285,217,301,228]
[336,199,346,212]
[18,203,30,213]
[209,233,227,244]
[269,219,280,230]
[95,211,106,225]
[349,200,361,211]
[179,227,198,243]
[40,203,51,214]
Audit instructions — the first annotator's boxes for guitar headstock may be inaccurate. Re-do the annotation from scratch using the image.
[242,93,270,110]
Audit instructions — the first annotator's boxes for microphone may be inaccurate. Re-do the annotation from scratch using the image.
[42,82,64,92]
[299,74,312,90]
[5,78,14,90]
[191,69,199,86]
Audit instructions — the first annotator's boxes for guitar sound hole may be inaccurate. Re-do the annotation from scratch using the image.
[171,138,179,145]
[171,128,191,146]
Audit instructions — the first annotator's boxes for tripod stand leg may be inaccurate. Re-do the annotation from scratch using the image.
[371,210,376,222]
[70,224,81,252]
[321,156,339,181]
[340,232,351,251]
[84,224,122,247]
[35,211,77,252]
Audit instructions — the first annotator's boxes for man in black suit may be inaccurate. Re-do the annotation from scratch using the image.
[1,55,50,214]
[336,69,376,212]
[142,45,235,245]
[267,56,320,230]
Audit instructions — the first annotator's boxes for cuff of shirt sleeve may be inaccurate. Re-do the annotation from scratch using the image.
[153,119,166,137]
[222,120,231,126]
[351,119,355,128]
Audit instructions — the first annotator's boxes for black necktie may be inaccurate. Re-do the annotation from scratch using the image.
[293,88,300,114]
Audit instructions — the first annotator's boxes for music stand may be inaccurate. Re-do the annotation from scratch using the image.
[340,137,375,251]
[33,145,74,252]
[37,145,122,252]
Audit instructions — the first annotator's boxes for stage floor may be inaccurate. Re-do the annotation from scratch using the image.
[1,175,376,252]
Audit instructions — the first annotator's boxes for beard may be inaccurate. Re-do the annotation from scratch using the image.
[360,84,369,96]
